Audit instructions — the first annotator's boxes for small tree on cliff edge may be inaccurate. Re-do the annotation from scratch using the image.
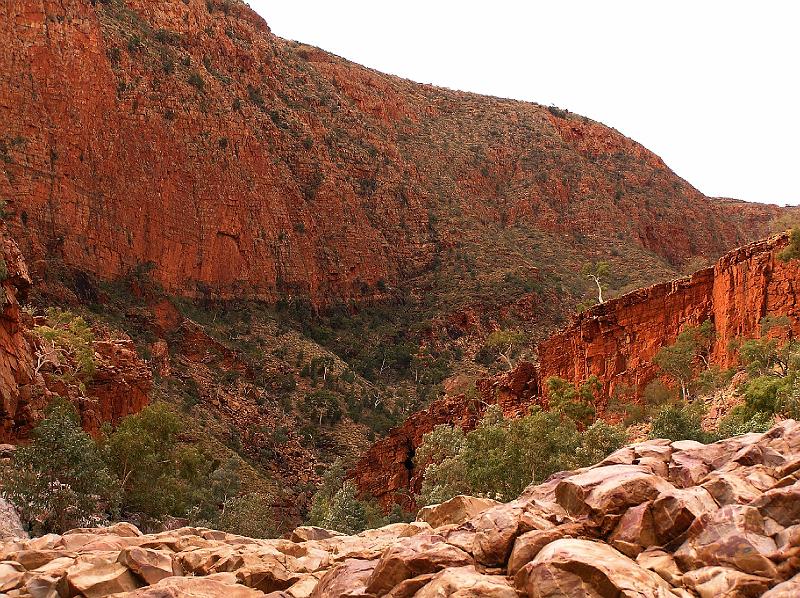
[778,228,800,263]
[582,261,611,304]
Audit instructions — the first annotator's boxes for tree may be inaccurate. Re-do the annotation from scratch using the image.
[738,316,795,378]
[216,493,277,538]
[582,261,611,304]
[416,403,623,506]
[484,329,528,370]
[650,402,709,442]
[778,228,800,263]
[575,420,627,467]
[415,425,469,506]
[652,321,715,401]
[307,460,386,534]
[33,309,96,385]
[302,390,342,426]
[546,376,600,427]
[3,399,118,534]
[103,403,183,518]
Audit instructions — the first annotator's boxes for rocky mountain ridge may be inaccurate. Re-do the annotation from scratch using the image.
[353,233,800,508]
[0,0,787,310]
[4,418,800,597]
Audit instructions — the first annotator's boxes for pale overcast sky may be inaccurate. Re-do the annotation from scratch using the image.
[250,1,799,206]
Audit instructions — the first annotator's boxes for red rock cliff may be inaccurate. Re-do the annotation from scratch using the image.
[354,233,800,507]
[0,224,151,441]
[0,0,785,305]
[537,234,799,402]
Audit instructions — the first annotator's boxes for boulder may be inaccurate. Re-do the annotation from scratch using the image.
[701,470,763,505]
[118,546,175,584]
[507,524,582,575]
[472,502,554,566]
[763,572,800,597]
[413,566,517,597]
[636,548,682,585]
[608,501,656,557]
[750,481,800,526]
[65,560,141,597]
[514,538,675,597]
[289,527,343,543]
[0,560,24,592]
[310,558,377,598]
[364,534,472,595]
[0,498,27,541]
[675,505,778,578]
[651,486,718,545]
[554,464,673,517]
[119,574,264,597]
[681,566,771,598]
[416,496,500,529]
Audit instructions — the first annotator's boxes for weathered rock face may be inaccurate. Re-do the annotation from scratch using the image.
[0,0,785,306]
[6,419,800,597]
[0,224,36,440]
[537,233,800,402]
[353,363,538,509]
[0,226,151,441]
[353,233,800,507]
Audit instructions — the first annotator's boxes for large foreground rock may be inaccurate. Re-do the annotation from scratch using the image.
[7,420,800,596]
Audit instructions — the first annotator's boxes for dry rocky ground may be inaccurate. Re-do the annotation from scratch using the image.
[4,419,800,597]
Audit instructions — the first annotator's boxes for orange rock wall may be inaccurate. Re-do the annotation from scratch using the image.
[0,0,784,306]
[354,234,800,507]
[537,234,800,402]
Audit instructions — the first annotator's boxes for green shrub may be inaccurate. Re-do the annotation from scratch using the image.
[2,399,119,534]
[716,406,774,438]
[546,376,599,427]
[416,403,625,506]
[778,228,800,262]
[650,401,709,442]
[188,73,205,91]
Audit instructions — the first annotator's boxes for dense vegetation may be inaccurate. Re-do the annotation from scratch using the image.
[1,401,274,536]
[415,315,800,506]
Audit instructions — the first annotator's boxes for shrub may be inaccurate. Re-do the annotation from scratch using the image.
[33,308,96,383]
[216,493,277,538]
[306,461,385,534]
[717,406,774,438]
[247,85,265,107]
[188,73,205,91]
[3,399,119,534]
[416,403,623,506]
[546,376,599,427]
[778,228,800,262]
[650,401,709,442]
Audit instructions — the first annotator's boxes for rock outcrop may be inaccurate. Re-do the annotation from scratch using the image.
[6,419,800,596]
[0,0,785,306]
[0,225,151,442]
[353,233,800,507]
[537,233,800,404]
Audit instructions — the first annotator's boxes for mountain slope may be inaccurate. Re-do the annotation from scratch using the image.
[0,0,786,309]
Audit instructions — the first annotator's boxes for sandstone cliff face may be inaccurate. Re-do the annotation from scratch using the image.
[0,225,151,442]
[537,233,800,403]
[0,224,36,441]
[354,234,800,507]
[0,0,785,306]
[7,419,800,597]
